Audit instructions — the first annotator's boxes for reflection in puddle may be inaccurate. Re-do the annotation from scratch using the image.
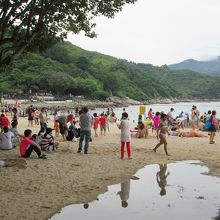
[51,161,220,220]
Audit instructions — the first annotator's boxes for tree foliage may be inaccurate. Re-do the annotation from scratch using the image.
[2,41,220,100]
[0,0,137,68]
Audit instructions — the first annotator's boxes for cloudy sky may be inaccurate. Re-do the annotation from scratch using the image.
[67,0,220,66]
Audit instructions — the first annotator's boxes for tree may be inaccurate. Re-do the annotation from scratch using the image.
[0,0,137,68]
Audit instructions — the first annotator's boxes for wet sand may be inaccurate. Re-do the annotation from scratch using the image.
[0,117,219,220]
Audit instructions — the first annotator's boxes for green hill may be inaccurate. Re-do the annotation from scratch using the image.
[1,41,220,100]
[169,58,220,76]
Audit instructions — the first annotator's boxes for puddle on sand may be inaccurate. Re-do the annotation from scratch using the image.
[51,161,220,220]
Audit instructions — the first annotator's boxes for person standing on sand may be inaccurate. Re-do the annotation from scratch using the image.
[167,108,174,126]
[93,113,99,137]
[153,113,170,156]
[26,105,35,127]
[77,107,93,154]
[39,107,48,130]
[117,112,132,159]
[209,110,219,144]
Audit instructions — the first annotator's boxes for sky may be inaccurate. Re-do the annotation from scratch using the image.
[67,0,220,66]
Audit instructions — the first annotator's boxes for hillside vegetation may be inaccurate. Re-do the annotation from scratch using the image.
[169,57,220,76]
[1,41,220,100]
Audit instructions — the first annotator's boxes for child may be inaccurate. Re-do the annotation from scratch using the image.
[153,112,161,135]
[10,121,23,146]
[99,113,106,136]
[66,123,78,141]
[118,112,132,159]
[0,126,14,150]
[93,113,99,137]
[40,128,59,152]
[20,129,47,159]
[36,127,45,144]
[153,113,170,156]
[54,120,60,137]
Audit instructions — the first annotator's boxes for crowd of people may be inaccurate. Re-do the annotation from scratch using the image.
[134,105,219,156]
[0,103,219,164]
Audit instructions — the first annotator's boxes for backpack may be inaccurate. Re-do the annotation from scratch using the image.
[204,119,212,130]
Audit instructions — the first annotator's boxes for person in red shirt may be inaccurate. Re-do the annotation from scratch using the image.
[68,112,75,126]
[99,113,106,136]
[20,129,47,159]
[0,114,10,131]
[148,108,154,120]
[93,113,99,137]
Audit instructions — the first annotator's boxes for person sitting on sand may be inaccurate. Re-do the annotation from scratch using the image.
[0,114,10,131]
[135,121,148,138]
[10,121,23,146]
[0,126,15,150]
[169,130,207,137]
[36,127,45,144]
[156,164,170,196]
[179,130,207,137]
[20,129,47,159]
[40,128,59,152]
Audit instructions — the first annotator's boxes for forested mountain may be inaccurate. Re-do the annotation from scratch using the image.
[1,41,220,100]
[169,57,220,76]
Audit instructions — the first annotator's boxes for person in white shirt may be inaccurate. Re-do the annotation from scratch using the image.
[118,112,132,159]
[0,126,14,150]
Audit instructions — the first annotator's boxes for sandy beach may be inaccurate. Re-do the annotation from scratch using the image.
[0,116,220,220]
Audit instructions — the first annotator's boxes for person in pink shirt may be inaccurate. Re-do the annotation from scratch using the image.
[93,113,99,137]
[99,113,106,136]
[209,110,219,144]
[153,112,161,136]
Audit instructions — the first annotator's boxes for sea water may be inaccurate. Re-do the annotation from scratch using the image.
[91,102,220,122]
[51,161,220,220]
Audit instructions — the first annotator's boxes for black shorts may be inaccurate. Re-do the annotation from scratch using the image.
[59,123,67,135]
[209,125,216,132]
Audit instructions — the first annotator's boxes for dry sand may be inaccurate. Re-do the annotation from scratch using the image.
[0,116,220,220]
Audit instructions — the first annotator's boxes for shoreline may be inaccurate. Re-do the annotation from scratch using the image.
[19,97,220,111]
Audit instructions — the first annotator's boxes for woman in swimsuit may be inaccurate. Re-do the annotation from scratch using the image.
[153,113,170,156]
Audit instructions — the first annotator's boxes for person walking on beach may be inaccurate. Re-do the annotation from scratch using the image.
[77,107,93,154]
[153,113,170,156]
[118,112,132,159]
[209,110,219,144]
